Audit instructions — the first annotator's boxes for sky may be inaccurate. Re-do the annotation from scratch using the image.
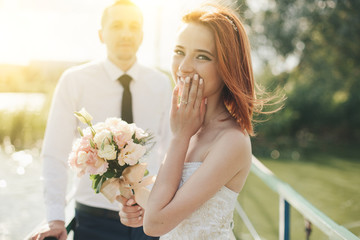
[0,0,295,74]
[0,0,235,70]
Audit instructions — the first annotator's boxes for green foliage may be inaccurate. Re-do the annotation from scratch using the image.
[0,61,81,150]
[242,0,360,149]
[90,174,107,193]
[0,109,48,149]
[235,155,360,239]
[0,61,77,93]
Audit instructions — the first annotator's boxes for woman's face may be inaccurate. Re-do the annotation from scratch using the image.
[171,23,223,99]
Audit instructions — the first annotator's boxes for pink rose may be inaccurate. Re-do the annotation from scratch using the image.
[86,150,109,175]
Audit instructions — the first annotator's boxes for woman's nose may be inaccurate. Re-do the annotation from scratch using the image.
[178,57,194,74]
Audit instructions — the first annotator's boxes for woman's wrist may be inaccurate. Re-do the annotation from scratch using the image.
[170,133,191,144]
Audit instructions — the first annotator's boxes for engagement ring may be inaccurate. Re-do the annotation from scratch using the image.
[180,100,188,104]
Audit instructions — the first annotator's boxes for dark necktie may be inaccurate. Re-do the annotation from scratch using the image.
[118,74,133,123]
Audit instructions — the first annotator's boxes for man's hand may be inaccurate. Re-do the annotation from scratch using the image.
[30,220,67,240]
[117,195,144,228]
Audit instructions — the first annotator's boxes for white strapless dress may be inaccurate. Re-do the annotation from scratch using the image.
[160,162,238,240]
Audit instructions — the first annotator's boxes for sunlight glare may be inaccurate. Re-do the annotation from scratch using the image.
[0,0,225,69]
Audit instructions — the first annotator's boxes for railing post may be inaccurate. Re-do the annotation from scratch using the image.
[305,219,312,240]
[279,197,290,240]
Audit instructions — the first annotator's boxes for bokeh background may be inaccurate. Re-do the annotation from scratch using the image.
[0,0,359,239]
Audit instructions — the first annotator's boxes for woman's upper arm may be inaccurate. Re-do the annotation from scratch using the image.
[152,131,251,234]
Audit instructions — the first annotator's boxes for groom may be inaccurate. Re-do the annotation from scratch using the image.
[31,1,171,239]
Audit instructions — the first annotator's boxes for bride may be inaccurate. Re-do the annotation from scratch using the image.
[142,5,263,239]
[119,4,279,239]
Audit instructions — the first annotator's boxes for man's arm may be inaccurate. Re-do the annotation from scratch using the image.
[117,195,144,228]
[30,220,66,240]
[32,70,78,239]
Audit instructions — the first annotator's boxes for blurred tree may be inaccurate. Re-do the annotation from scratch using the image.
[243,0,360,146]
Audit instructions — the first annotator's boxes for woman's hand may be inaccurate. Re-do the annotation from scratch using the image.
[170,74,206,139]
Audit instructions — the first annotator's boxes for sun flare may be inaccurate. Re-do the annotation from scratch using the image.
[0,0,210,68]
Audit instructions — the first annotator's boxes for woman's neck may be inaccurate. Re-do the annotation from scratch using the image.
[202,96,228,127]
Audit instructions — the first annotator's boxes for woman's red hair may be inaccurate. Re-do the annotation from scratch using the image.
[183,5,259,135]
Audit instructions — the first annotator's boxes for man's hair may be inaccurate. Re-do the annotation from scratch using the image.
[101,0,142,27]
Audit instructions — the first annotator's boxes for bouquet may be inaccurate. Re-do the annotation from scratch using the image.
[68,108,155,208]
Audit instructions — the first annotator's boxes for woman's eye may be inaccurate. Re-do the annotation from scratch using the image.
[197,55,210,61]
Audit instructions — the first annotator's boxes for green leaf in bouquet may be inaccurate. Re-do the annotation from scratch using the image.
[111,136,120,152]
[104,171,115,178]
[90,128,96,137]
[89,139,96,148]
[101,140,105,150]
[89,174,97,182]
[106,159,126,178]
[91,174,101,192]
[96,176,106,194]
[133,138,140,144]
[144,169,149,177]
[77,127,84,137]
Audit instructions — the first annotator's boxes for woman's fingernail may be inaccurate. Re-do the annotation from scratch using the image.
[205,98,208,104]
[185,77,190,83]
[194,74,199,80]
[200,78,203,84]
[138,216,142,220]
[137,206,142,210]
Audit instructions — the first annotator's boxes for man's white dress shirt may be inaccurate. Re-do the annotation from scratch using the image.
[42,58,172,222]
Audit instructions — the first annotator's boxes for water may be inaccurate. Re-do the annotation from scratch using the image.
[0,146,45,240]
[0,93,54,239]
[0,93,45,112]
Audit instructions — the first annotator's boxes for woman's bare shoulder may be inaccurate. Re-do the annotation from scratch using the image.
[201,122,252,185]
[209,122,252,164]
[218,120,251,145]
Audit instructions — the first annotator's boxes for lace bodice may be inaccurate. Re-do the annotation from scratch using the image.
[160,162,238,240]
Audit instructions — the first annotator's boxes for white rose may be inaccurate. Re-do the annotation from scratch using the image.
[93,122,106,132]
[93,130,112,148]
[77,151,88,164]
[105,118,122,128]
[119,123,135,142]
[97,144,117,160]
[82,127,93,138]
[135,127,149,140]
[120,140,147,166]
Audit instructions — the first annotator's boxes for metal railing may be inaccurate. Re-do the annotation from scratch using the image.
[25,156,359,240]
[234,156,360,240]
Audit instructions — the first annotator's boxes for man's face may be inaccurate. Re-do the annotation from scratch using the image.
[99,4,143,63]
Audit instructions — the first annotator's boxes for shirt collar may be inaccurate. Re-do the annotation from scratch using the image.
[103,58,140,82]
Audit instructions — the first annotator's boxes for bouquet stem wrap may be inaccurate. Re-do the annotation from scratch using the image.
[100,163,155,209]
